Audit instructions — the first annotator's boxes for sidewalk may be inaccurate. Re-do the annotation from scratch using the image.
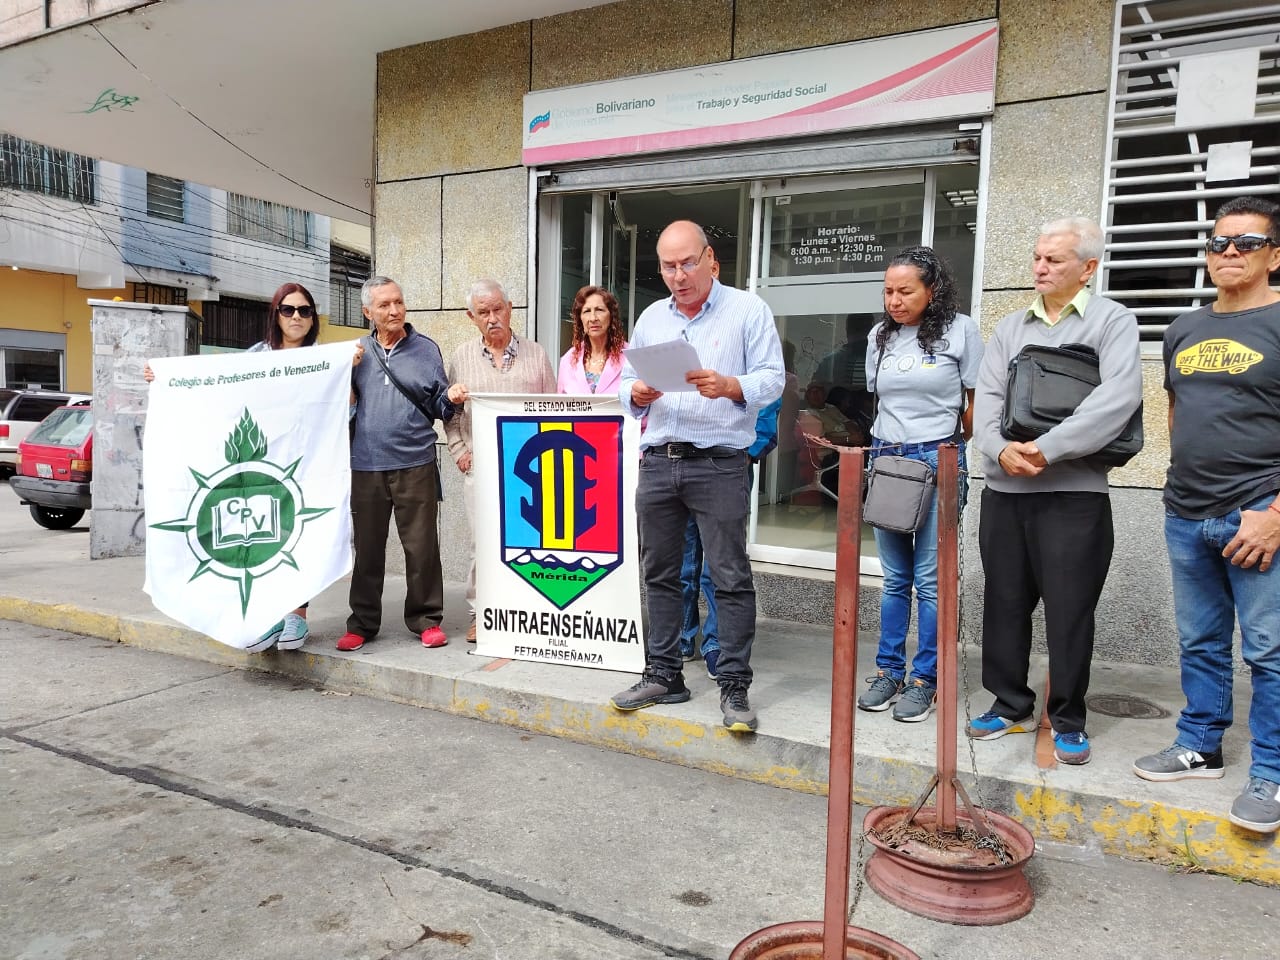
[2,514,1276,884]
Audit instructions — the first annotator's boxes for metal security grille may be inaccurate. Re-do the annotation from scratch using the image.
[0,133,95,203]
[200,296,268,350]
[328,246,370,328]
[146,173,185,222]
[226,192,313,249]
[1100,0,1280,346]
[131,282,188,306]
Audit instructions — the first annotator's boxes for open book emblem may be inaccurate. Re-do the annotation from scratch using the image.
[152,409,332,614]
[213,495,282,548]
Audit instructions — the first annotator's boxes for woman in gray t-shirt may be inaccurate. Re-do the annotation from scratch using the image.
[856,246,984,723]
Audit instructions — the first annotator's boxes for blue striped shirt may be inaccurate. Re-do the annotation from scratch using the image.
[621,280,785,450]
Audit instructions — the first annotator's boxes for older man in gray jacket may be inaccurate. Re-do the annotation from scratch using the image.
[968,216,1142,766]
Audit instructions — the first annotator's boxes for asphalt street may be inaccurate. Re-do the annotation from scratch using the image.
[3,621,1278,959]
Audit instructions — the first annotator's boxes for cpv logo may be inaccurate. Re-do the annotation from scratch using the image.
[497,416,623,609]
[152,410,332,614]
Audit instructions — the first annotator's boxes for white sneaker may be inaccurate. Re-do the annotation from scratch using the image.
[276,612,309,650]
[245,622,283,653]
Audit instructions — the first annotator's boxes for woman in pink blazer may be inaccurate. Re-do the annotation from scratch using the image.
[557,285,627,395]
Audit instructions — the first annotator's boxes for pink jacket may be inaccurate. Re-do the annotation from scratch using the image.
[557,346,627,396]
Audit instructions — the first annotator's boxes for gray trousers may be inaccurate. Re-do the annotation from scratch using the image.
[637,450,755,687]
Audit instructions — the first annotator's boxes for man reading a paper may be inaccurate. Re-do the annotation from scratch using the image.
[610,220,784,733]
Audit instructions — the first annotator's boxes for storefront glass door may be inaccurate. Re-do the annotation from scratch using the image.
[750,171,925,569]
[540,161,979,572]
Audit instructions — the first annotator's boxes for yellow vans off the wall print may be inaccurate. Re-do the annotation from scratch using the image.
[1174,339,1264,376]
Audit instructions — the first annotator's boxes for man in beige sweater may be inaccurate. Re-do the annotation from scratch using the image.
[444,278,556,640]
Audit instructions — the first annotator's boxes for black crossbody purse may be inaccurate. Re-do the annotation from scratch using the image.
[862,339,938,534]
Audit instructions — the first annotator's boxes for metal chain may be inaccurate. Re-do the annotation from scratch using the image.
[955,462,1005,845]
[957,465,986,798]
[846,828,869,921]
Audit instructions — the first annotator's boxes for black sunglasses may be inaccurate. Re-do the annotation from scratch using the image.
[278,304,314,318]
[1205,233,1277,254]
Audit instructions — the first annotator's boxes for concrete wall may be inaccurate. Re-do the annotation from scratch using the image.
[0,0,145,46]
[206,189,332,312]
[373,0,1180,665]
[0,160,125,288]
[119,168,215,281]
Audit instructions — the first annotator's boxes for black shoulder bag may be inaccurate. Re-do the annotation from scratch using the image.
[1000,342,1143,468]
[366,335,451,423]
[363,336,452,501]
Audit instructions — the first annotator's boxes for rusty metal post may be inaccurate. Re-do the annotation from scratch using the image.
[935,445,960,833]
[823,446,864,959]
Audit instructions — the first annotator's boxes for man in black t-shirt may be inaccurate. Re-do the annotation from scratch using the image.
[1133,197,1280,835]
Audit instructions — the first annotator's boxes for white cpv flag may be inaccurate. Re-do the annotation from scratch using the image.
[143,342,356,648]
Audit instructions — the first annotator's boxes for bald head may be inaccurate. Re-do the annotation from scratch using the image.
[657,220,715,318]
[658,220,709,250]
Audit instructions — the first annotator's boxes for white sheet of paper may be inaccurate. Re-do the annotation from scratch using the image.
[1205,141,1253,182]
[1175,50,1259,129]
[623,339,701,392]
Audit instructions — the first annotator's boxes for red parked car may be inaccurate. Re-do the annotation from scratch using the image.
[7,403,93,529]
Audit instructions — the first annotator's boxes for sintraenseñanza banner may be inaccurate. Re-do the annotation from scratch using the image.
[471,393,644,673]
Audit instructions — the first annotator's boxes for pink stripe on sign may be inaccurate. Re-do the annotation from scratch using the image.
[773,26,997,120]
[899,40,998,102]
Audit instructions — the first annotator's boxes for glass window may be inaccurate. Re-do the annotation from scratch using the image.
[931,166,979,314]
[146,173,186,222]
[28,406,92,446]
[226,193,313,249]
[11,394,70,422]
[756,174,929,566]
[3,348,63,390]
[0,133,95,203]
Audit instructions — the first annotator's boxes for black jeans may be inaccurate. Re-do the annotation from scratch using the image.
[347,462,443,637]
[978,488,1114,733]
[637,449,755,687]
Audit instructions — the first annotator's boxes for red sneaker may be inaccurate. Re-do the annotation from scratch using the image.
[336,632,365,651]
[420,625,448,648]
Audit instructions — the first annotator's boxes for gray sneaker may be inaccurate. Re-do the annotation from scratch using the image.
[1229,777,1280,834]
[720,683,758,733]
[1133,744,1224,782]
[857,672,903,712]
[892,680,936,723]
[610,673,690,711]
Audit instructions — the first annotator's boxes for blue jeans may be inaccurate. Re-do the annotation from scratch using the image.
[679,516,719,657]
[870,441,967,687]
[1166,492,1280,783]
[637,449,754,685]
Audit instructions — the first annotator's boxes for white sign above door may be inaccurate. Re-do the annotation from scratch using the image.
[522,20,998,166]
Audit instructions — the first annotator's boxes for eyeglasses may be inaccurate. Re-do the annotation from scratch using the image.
[278,304,314,318]
[1205,233,1277,254]
[659,245,708,277]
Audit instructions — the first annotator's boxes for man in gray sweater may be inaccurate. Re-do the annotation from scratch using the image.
[969,217,1143,765]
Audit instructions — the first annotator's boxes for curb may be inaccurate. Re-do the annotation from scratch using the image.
[4,595,1276,885]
